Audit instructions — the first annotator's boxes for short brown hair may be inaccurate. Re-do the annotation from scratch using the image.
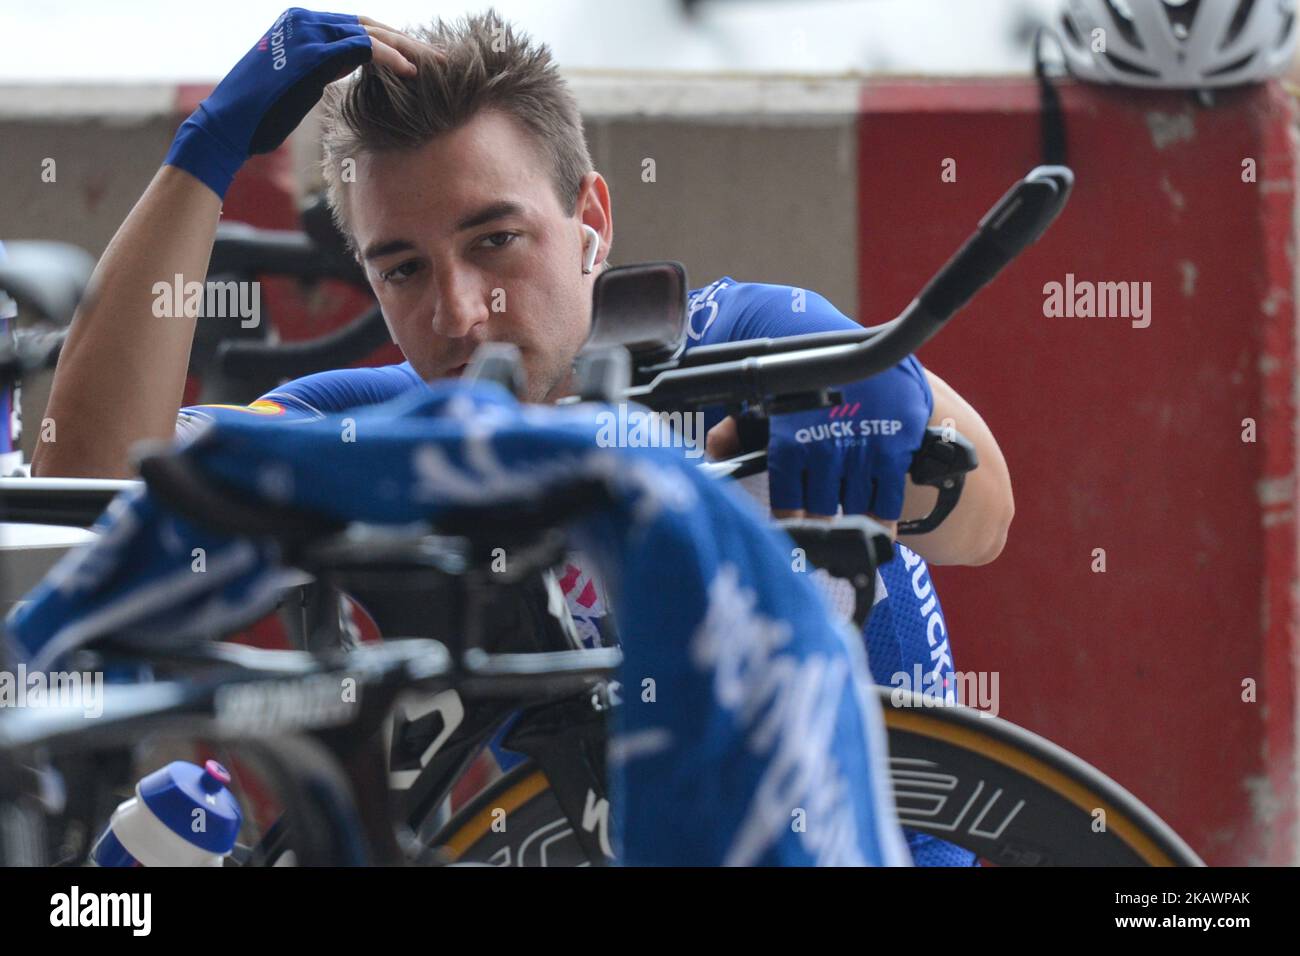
[321,9,592,248]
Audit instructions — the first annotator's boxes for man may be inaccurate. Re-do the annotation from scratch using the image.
[32,8,1013,865]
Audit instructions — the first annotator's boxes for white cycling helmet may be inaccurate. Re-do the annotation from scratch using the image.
[1057,0,1298,88]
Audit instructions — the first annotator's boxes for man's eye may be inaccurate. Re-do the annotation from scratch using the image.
[380,261,422,283]
[479,232,518,250]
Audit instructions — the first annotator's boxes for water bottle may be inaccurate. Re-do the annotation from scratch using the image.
[91,759,242,867]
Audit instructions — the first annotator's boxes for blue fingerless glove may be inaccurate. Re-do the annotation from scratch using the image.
[164,7,373,198]
[767,357,933,520]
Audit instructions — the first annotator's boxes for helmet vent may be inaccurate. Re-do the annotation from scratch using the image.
[1276,10,1296,50]
[1060,11,1085,48]
[1204,50,1260,77]
[1158,0,1203,45]
[1222,0,1258,49]
[1103,0,1147,50]
[1103,50,1162,77]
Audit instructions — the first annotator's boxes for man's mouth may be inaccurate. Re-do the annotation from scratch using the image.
[446,363,470,377]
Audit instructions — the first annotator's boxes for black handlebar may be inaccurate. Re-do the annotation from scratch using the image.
[214,303,391,382]
[0,241,95,328]
[0,476,133,526]
[199,218,387,400]
[208,222,368,289]
[621,165,1072,412]
[0,329,66,385]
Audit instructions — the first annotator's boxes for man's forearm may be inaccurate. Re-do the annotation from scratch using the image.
[900,369,1014,566]
[31,165,221,478]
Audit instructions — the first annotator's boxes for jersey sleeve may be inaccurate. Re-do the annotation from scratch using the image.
[690,279,862,344]
[257,361,426,413]
[685,278,934,430]
[175,362,426,442]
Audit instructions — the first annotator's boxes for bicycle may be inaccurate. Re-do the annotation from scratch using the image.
[0,165,1202,866]
[0,473,622,866]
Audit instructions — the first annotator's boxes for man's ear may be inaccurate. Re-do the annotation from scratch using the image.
[575,171,613,267]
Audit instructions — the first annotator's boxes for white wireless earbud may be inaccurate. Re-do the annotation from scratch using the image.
[581,224,600,274]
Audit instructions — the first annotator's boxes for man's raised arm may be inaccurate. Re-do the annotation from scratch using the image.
[32,167,221,478]
[32,8,423,477]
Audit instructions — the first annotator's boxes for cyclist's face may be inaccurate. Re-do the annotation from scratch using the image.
[349,109,609,402]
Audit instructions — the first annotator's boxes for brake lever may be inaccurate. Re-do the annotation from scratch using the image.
[898,426,979,535]
[775,516,894,629]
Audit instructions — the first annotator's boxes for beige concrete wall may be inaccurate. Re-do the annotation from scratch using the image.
[0,87,180,452]
[574,74,861,314]
[0,86,176,251]
[585,118,857,308]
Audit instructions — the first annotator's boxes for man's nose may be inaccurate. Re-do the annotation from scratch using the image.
[431,271,490,338]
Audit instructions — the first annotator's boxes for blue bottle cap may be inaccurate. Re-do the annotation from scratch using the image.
[138,759,242,854]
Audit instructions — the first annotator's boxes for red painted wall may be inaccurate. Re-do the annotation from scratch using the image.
[858,79,1298,864]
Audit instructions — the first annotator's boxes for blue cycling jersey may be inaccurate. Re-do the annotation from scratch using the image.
[177,275,976,865]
